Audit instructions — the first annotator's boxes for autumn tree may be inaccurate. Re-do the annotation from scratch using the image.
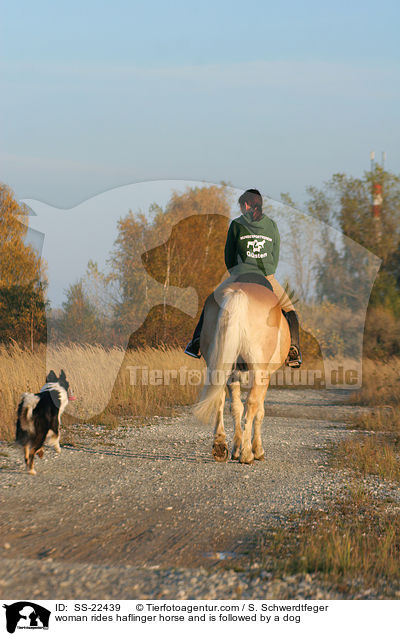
[304,168,400,315]
[0,184,47,347]
[292,168,400,358]
[57,280,101,344]
[110,185,232,347]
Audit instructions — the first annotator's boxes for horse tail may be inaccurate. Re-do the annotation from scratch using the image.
[193,288,249,424]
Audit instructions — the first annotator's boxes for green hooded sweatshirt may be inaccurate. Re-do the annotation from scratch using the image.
[224,214,280,277]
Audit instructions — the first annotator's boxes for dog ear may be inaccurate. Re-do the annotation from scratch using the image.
[46,370,57,382]
[59,369,66,380]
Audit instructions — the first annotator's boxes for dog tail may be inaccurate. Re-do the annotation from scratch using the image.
[15,393,39,441]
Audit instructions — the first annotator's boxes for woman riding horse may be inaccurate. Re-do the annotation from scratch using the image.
[184,188,302,367]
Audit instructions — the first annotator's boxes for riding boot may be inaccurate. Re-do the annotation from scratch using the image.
[184,308,205,358]
[282,310,302,368]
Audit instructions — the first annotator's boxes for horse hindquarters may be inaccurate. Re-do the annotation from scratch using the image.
[193,288,249,426]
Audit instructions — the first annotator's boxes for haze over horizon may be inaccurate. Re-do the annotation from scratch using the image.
[1,1,398,308]
[1,0,399,211]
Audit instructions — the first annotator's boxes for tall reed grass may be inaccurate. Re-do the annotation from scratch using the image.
[0,343,203,440]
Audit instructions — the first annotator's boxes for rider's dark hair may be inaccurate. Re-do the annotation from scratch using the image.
[238,189,263,210]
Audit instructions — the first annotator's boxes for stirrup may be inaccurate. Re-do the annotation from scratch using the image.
[286,345,302,368]
[184,339,201,359]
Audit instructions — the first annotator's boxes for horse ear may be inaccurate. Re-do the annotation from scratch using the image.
[59,369,66,380]
[46,370,57,382]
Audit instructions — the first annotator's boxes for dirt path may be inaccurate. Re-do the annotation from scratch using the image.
[0,389,364,599]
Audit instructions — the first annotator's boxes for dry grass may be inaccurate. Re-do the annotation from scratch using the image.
[336,436,400,482]
[0,339,336,442]
[0,343,203,441]
[349,408,400,434]
[0,343,47,441]
[350,358,400,407]
[46,343,203,421]
[254,357,400,595]
[339,357,400,483]
[259,487,400,589]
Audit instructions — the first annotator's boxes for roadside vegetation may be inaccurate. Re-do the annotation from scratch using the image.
[349,357,400,408]
[256,486,400,597]
[252,357,400,597]
[0,343,202,440]
[339,357,400,481]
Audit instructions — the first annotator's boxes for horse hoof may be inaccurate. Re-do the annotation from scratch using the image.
[37,449,44,458]
[239,455,254,465]
[212,443,229,462]
[254,453,265,461]
[231,452,240,461]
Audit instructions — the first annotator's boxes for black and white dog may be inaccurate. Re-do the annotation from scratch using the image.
[16,370,75,475]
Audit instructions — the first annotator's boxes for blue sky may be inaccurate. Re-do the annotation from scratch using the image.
[1,0,399,209]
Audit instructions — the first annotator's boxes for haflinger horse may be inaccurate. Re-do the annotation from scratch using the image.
[193,281,290,464]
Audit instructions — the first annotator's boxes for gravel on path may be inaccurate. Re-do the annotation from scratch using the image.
[0,389,384,599]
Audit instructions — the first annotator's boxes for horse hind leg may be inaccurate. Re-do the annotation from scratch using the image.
[252,380,269,461]
[229,379,243,460]
[240,381,267,464]
[252,408,265,461]
[212,392,229,462]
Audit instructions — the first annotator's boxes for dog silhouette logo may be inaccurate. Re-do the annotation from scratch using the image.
[3,602,50,633]
[247,239,266,252]
[247,238,266,252]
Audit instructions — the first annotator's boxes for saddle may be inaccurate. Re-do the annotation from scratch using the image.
[233,272,273,291]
